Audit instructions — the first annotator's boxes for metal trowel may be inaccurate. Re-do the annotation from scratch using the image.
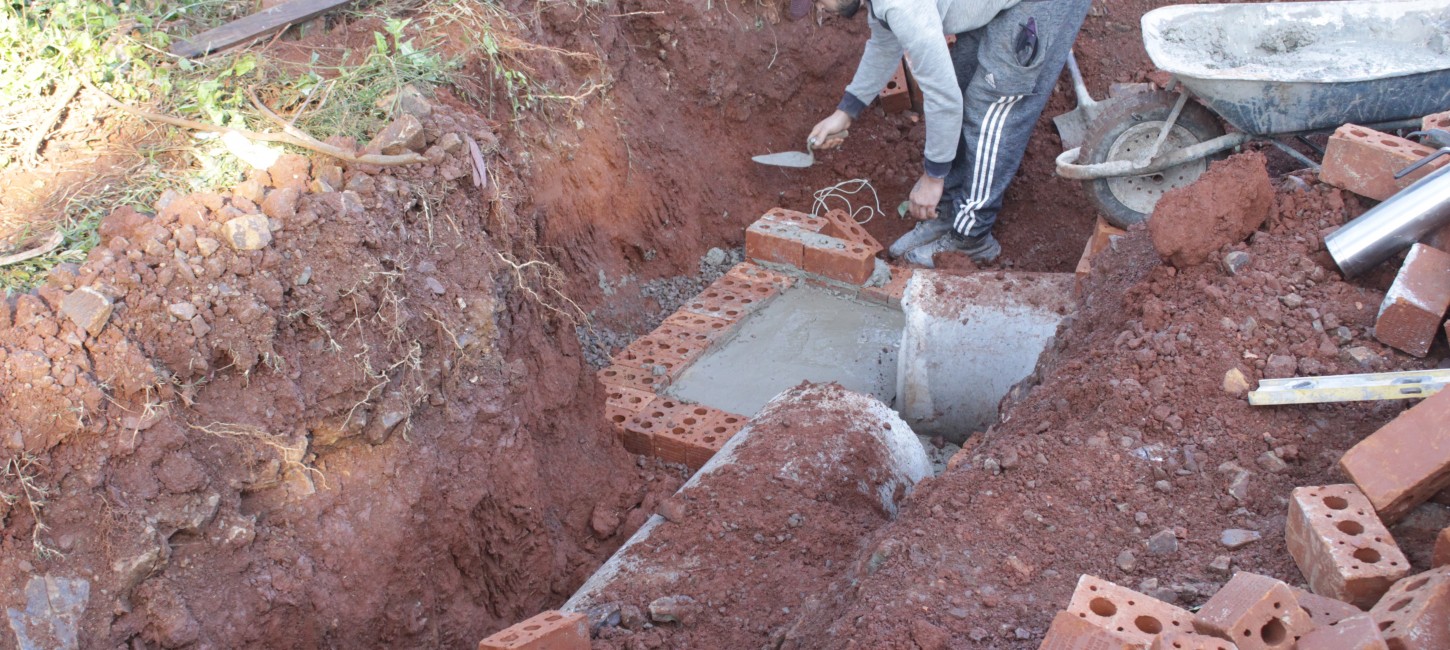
[752,131,847,168]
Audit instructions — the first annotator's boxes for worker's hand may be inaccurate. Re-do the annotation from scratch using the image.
[908,174,945,221]
[809,110,852,150]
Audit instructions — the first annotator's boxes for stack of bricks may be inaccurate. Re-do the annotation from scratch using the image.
[477,610,589,650]
[597,260,795,469]
[1286,484,1410,609]
[746,207,883,285]
[1373,243,1450,358]
[1319,124,1447,201]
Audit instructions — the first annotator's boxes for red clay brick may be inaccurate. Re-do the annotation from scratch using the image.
[611,338,690,379]
[860,266,915,307]
[1291,586,1365,628]
[596,364,668,392]
[478,610,589,650]
[1374,244,1450,357]
[819,208,884,252]
[1287,484,1411,609]
[683,268,785,321]
[1424,111,1450,133]
[1297,614,1388,650]
[655,311,736,348]
[1434,528,1450,568]
[803,236,877,285]
[604,384,656,425]
[1192,572,1313,650]
[761,207,829,233]
[1320,125,1446,201]
[1368,567,1450,650]
[1066,574,1195,647]
[879,61,912,114]
[725,261,797,290]
[746,220,807,267]
[1077,217,1128,282]
[1150,631,1240,650]
[1041,610,1136,650]
[1338,388,1450,524]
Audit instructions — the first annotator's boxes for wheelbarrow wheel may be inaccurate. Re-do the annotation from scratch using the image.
[1081,90,1226,228]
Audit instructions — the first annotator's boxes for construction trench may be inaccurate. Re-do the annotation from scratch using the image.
[3,0,1450,648]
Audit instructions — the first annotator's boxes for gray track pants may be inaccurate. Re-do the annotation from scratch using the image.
[937,0,1093,238]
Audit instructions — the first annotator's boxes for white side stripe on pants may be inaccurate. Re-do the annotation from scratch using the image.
[954,94,1024,235]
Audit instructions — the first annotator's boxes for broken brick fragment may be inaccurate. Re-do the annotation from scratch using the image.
[1368,567,1450,650]
[477,610,588,650]
[1150,631,1239,650]
[1066,574,1194,647]
[1191,572,1313,650]
[1040,610,1136,649]
[1320,125,1446,201]
[1286,484,1410,608]
[1338,388,1450,524]
[1290,586,1363,628]
[1374,243,1450,357]
[1296,614,1387,650]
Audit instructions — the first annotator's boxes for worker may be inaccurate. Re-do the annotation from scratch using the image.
[809,0,1092,266]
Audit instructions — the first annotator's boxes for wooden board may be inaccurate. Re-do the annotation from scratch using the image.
[170,0,353,58]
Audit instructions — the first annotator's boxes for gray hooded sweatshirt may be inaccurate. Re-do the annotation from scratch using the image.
[838,0,1021,178]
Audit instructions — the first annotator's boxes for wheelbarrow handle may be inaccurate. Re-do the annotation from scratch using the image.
[1395,130,1450,179]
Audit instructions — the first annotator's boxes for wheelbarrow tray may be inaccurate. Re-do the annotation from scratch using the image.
[1142,1,1450,136]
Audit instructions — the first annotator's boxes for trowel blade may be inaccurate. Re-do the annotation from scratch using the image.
[752,150,814,168]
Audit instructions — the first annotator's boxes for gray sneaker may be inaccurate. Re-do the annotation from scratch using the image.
[888,218,954,258]
[903,232,1001,268]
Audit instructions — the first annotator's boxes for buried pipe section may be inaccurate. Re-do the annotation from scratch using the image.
[896,271,1075,443]
[562,383,930,638]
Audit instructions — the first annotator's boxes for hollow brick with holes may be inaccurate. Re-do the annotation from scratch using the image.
[1287,484,1410,609]
[604,384,656,426]
[819,208,884,252]
[879,61,912,114]
[760,207,829,233]
[657,311,737,346]
[860,266,914,307]
[597,364,668,393]
[1338,388,1450,524]
[1319,124,1447,201]
[746,220,810,267]
[1434,529,1450,568]
[477,610,588,650]
[1066,574,1195,646]
[1150,631,1240,650]
[803,236,878,285]
[1192,572,1313,650]
[610,341,688,379]
[1374,244,1450,357]
[1291,586,1364,628]
[683,270,783,321]
[1297,614,1388,650]
[1368,567,1450,650]
[1040,610,1137,649]
[619,331,710,370]
[1424,111,1450,133]
[725,260,797,289]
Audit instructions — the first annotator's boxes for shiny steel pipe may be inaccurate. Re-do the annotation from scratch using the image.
[1326,162,1450,278]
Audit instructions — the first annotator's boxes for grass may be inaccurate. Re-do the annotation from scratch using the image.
[0,0,464,293]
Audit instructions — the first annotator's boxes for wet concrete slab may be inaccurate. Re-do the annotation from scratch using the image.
[667,284,903,416]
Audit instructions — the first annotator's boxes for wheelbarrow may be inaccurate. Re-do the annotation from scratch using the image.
[1055,0,1450,228]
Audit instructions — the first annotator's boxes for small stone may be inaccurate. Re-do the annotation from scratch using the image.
[1256,450,1288,473]
[189,316,210,338]
[1208,555,1233,575]
[1134,512,1150,526]
[983,458,1001,475]
[1343,346,1376,369]
[703,247,728,267]
[1222,250,1252,275]
[1280,293,1305,309]
[1147,529,1178,555]
[260,187,300,221]
[424,277,446,295]
[1154,480,1172,493]
[658,497,687,523]
[968,628,989,642]
[61,287,113,336]
[168,302,198,321]
[1220,528,1262,549]
[196,237,220,257]
[787,513,804,528]
[1228,470,1252,501]
[368,114,426,155]
[1263,354,1298,379]
[1116,549,1137,572]
[648,595,698,626]
[999,448,1020,470]
[222,215,272,250]
[1222,367,1251,396]
[1334,325,1354,344]
[377,84,432,118]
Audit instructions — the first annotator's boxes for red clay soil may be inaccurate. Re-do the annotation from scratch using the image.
[1150,153,1275,268]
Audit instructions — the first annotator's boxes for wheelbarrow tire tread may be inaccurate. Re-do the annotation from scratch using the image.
[1081,90,1226,228]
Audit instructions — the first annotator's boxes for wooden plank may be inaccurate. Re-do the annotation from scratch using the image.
[170,0,353,58]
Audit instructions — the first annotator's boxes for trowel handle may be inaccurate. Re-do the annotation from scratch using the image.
[1066,51,1096,110]
[811,129,850,150]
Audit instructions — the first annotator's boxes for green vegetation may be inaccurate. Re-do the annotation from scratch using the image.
[0,0,462,292]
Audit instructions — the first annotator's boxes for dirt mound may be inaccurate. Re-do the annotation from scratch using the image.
[1150,152,1275,268]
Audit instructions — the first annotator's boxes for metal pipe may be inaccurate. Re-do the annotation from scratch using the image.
[1325,159,1450,277]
